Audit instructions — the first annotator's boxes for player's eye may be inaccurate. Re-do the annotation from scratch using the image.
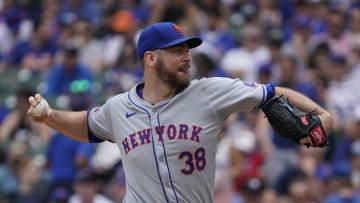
[174,49,182,54]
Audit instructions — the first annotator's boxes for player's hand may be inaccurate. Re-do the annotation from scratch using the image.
[298,112,332,146]
[317,112,333,137]
[299,137,312,145]
[27,93,53,123]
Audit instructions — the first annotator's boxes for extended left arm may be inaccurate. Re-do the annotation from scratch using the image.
[275,87,334,136]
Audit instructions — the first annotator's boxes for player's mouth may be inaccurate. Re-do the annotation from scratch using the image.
[178,64,190,73]
[179,68,189,74]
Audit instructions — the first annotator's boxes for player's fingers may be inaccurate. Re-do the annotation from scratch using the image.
[299,137,312,145]
[29,96,37,107]
[27,107,35,117]
[34,94,42,102]
[27,105,36,117]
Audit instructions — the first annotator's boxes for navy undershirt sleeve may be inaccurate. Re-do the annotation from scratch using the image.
[265,81,275,101]
[87,110,105,143]
[259,81,276,109]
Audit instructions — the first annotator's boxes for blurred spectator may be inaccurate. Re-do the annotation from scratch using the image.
[230,130,264,202]
[149,0,198,33]
[91,141,122,173]
[46,93,94,196]
[69,169,114,203]
[278,55,319,103]
[258,0,282,28]
[329,107,360,174]
[307,42,331,82]
[49,187,70,203]
[108,39,143,94]
[275,147,326,201]
[326,54,355,128]
[350,7,360,41]
[115,0,150,26]
[323,177,360,203]
[225,112,268,202]
[0,52,5,72]
[221,23,271,81]
[213,117,234,203]
[46,42,93,97]
[99,161,127,202]
[257,63,273,85]
[307,0,328,35]
[349,37,360,69]
[17,0,43,23]
[236,177,266,203]
[309,8,352,56]
[0,0,31,44]
[46,130,94,193]
[350,139,360,190]
[0,141,29,202]
[59,0,100,26]
[328,54,349,83]
[265,26,284,62]
[0,18,15,57]
[199,8,236,55]
[282,15,312,66]
[347,39,360,112]
[227,0,258,26]
[14,158,48,203]
[287,178,310,203]
[192,52,227,79]
[88,8,128,72]
[9,19,57,73]
[0,87,50,163]
[111,9,139,38]
[288,0,326,37]
[56,8,78,52]
[41,0,61,28]
[74,19,104,73]
[262,27,284,83]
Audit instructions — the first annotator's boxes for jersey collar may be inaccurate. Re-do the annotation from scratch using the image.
[129,83,169,109]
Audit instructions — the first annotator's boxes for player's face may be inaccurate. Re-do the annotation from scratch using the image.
[156,43,191,92]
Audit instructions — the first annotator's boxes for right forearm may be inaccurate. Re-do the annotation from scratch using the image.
[275,87,333,135]
[45,110,89,142]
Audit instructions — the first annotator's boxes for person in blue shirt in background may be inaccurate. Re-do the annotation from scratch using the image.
[45,92,95,199]
[46,41,93,97]
[8,21,58,73]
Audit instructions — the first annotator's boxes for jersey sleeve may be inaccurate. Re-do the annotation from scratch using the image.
[87,99,115,143]
[201,77,275,122]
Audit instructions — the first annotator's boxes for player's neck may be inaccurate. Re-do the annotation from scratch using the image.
[142,77,177,105]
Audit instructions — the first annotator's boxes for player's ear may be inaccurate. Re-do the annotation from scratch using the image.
[143,51,158,68]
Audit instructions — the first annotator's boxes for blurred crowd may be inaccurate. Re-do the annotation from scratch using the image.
[0,0,360,202]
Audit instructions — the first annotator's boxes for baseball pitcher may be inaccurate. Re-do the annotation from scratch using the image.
[28,22,333,203]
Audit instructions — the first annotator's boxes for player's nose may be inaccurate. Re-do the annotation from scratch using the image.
[183,53,191,63]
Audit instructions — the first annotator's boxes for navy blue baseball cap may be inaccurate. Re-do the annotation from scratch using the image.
[137,22,202,59]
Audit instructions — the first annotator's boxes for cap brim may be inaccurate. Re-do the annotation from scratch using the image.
[159,37,202,49]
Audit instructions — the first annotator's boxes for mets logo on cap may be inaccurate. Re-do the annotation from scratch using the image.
[173,24,184,36]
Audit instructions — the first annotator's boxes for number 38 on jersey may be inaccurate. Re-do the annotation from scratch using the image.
[178,147,206,175]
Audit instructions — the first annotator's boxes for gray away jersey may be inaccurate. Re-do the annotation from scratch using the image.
[87,77,274,203]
